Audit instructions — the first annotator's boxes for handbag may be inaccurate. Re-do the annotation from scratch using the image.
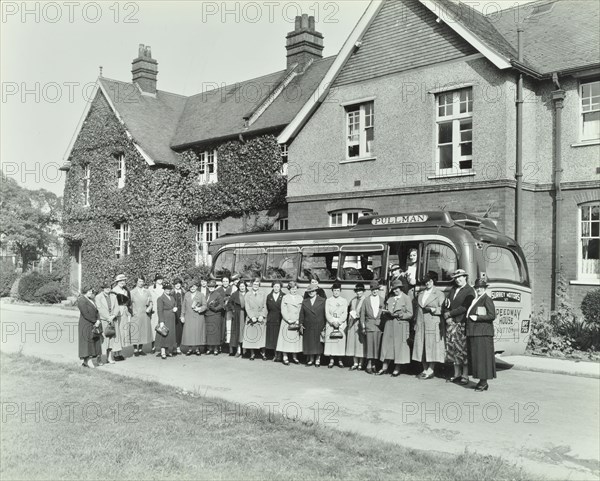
[329,326,344,340]
[91,324,103,338]
[288,322,300,331]
[155,324,169,337]
[104,322,116,339]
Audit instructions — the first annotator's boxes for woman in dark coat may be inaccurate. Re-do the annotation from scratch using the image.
[156,283,178,359]
[466,278,497,391]
[265,281,284,360]
[227,280,247,357]
[205,279,225,355]
[78,285,102,368]
[302,274,327,300]
[299,285,327,367]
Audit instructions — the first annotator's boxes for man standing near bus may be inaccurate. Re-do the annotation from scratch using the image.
[443,269,475,386]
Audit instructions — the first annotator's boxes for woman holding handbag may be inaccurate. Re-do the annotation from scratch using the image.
[156,283,178,359]
[378,279,413,376]
[78,285,102,368]
[181,279,207,355]
[346,283,366,371]
[111,274,131,361]
[130,276,153,356]
[95,282,119,364]
[359,280,385,374]
[412,273,446,379]
[276,281,303,365]
[324,283,348,368]
[228,280,248,358]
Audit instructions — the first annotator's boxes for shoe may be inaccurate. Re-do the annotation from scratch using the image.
[350,365,358,371]
[186,351,193,356]
[107,354,115,365]
[250,355,256,361]
[234,352,241,358]
[328,362,334,369]
[161,354,167,360]
[283,359,290,366]
[419,372,434,380]
[261,353,268,361]
[213,351,219,356]
[138,351,147,356]
[81,362,89,368]
[475,383,489,392]
[306,361,313,366]
[366,366,373,374]
[391,370,400,377]
[151,346,156,353]
[86,359,95,369]
[338,361,345,368]
[115,355,125,362]
[134,350,139,357]
[292,358,300,364]
[358,365,364,371]
[315,361,320,368]
[96,358,105,366]
[447,376,461,383]
[459,377,469,386]
[376,369,387,376]
[196,350,202,356]
[177,347,182,354]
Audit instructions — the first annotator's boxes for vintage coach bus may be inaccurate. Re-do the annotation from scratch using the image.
[209,211,531,356]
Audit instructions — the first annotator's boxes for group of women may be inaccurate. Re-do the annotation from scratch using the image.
[78,268,497,392]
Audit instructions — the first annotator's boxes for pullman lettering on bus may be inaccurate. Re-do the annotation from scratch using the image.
[371,214,429,226]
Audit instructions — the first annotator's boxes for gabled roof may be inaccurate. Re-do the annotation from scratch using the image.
[170,56,335,149]
[99,77,188,166]
[279,0,600,144]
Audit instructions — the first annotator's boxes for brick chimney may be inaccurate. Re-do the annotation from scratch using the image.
[286,14,324,70]
[131,44,158,94]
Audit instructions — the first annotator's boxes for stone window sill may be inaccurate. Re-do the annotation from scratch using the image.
[571,140,600,148]
[340,156,377,164]
[570,279,600,286]
[428,171,476,180]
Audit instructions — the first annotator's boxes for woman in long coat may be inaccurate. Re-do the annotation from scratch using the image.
[181,279,207,355]
[111,274,131,361]
[346,283,366,370]
[205,280,225,355]
[265,281,284,360]
[466,278,497,391]
[277,281,303,365]
[243,278,268,360]
[379,280,413,376]
[359,280,385,374]
[156,283,178,359]
[148,274,164,353]
[78,285,102,368]
[227,281,247,357]
[130,276,153,356]
[412,273,446,379]
[324,283,348,368]
[299,285,327,367]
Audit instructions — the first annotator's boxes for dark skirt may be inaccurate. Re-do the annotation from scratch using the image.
[365,331,382,359]
[175,316,184,346]
[205,312,223,345]
[156,317,177,352]
[302,323,323,355]
[265,319,282,350]
[467,336,497,380]
[230,309,245,348]
[78,320,102,358]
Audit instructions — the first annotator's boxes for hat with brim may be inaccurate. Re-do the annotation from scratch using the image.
[207,280,217,288]
[451,269,468,279]
[390,264,401,271]
[114,274,127,282]
[390,279,404,290]
[369,280,380,290]
[473,278,488,289]
[354,282,365,291]
[305,285,318,293]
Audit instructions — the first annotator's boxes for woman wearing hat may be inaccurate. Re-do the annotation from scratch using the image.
[324,283,349,368]
[346,283,366,370]
[227,279,248,358]
[299,283,327,366]
[205,279,225,355]
[77,285,102,368]
[243,277,269,360]
[148,274,164,353]
[156,283,178,359]
[277,281,303,365]
[181,279,207,355]
[302,274,327,300]
[95,281,119,364]
[379,279,413,376]
[466,278,497,391]
[129,276,153,356]
[359,280,385,374]
[413,273,446,379]
[265,281,284,361]
[111,274,131,361]
[443,269,476,385]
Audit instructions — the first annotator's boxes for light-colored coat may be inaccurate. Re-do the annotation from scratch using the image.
[412,287,446,363]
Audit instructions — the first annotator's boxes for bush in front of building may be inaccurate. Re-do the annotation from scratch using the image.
[0,269,19,297]
[581,289,600,326]
[18,272,53,302]
[33,282,67,304]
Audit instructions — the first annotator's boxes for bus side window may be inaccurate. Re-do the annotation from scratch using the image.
[424,243,457,283]
[299,246,339,281]
[339,250,384,281]
[236,247,266,279]
[265,247,300,280]
[388,242,422,278]
[213,250,234,278]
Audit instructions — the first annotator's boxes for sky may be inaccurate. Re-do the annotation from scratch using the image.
[1,0,535,196]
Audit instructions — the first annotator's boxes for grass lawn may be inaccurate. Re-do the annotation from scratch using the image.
[0,352,532,480]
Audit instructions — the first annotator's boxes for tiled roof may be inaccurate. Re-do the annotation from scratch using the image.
[170,56,335,149]
[99,77,187,166]
[487,0,600,74]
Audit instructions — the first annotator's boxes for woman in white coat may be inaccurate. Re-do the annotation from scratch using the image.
[324,283,348,368]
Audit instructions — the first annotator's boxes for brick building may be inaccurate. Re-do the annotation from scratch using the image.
[279,0,599,309]
[60,15,332,292]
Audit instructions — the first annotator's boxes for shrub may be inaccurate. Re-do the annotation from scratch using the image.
[17,272,53,302]
[527,306,574,356]
[34,282,67,304]
[581,289,600,326]
[0,262,19,297]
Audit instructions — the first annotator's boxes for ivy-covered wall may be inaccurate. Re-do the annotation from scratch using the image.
[62,91,286,291]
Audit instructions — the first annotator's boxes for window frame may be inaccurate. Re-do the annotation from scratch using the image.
[115,153,126,189]
[580,79,600,142]
[83,165,90,207]
[344,101,375,160]
[435,88,473,176]
[577,202,600,282]
[196,221,220,265]
[423,241,458,285]
[484,245,526,285]
[280,144,288,176]
[264,246,300,281]
[299,245,340,282]
[278,218,288,231]
[329,209,373,227]
[115,223,130,259]
[199,149,218,185]
[337,244,385,283]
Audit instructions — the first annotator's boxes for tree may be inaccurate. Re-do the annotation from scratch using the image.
[0,171,62,270]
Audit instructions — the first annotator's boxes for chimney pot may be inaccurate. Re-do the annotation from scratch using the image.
[132,44,158,94]
[286,15,324,70]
